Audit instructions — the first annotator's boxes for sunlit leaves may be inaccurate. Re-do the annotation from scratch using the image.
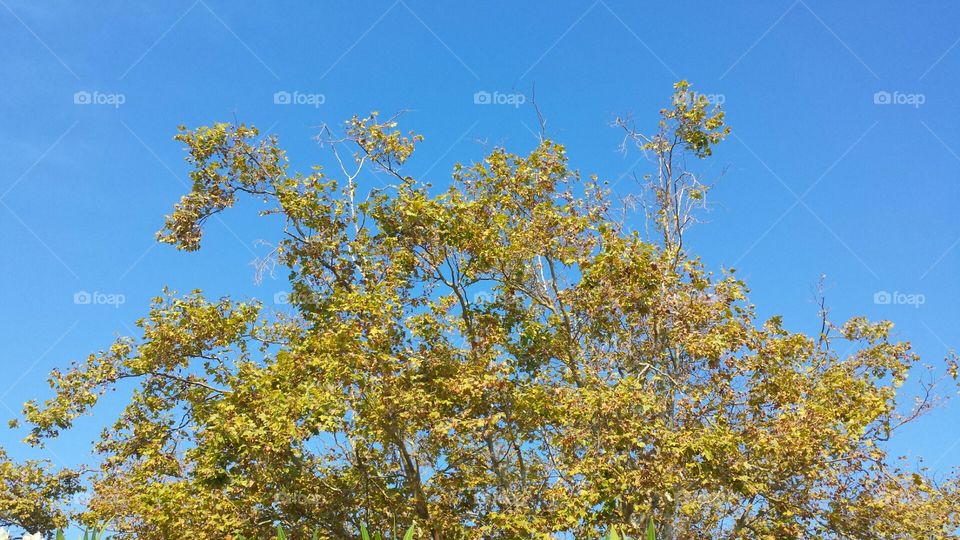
[0,448,79,534]
[14,83,959,539]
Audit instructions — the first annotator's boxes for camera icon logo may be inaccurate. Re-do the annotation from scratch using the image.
[873,91,892,105]
[873,290,892,305]
[274,291,291,305]
[74,290,92,304]
[473,91,492,105]
[73,91,92,105]
[273,91,292,105]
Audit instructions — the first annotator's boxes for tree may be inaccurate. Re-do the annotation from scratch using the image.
[17,82,960,538]
[0,448,80,536]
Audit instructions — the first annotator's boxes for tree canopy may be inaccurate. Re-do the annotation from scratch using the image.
[9,82,960,538]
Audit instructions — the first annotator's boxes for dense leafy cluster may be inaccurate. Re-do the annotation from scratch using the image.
[0,449,79,535]
[7,83,959,538]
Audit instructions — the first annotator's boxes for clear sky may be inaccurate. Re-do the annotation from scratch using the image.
[2,0,959,509]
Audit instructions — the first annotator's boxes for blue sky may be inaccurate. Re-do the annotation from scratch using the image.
[2,0,959,511]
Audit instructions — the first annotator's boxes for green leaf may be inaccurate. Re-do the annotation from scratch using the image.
[646,519,656,540]
[402,524,416,540]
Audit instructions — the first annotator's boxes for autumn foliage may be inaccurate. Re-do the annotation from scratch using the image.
[6,83,959,538]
